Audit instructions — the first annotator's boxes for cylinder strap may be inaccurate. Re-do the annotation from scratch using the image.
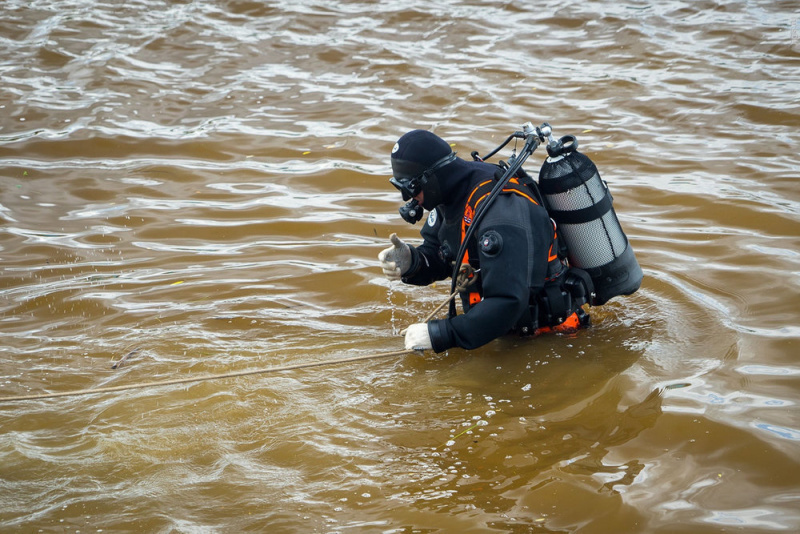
[548,190,613,225]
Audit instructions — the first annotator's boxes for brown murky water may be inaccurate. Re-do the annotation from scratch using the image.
[2,1,799,532]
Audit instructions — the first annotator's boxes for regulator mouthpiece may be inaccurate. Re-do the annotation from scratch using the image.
[399,199,424,224]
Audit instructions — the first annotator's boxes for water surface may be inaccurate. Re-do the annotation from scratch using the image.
[2,1,799,532]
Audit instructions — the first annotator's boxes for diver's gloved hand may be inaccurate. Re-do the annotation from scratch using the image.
[378,233,411,281]
[404,323,433,351]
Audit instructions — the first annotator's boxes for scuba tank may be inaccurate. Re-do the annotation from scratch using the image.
[538,135,642,305]
[438,122,640,315]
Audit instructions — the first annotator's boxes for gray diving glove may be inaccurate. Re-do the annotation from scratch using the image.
[378,233,411,281]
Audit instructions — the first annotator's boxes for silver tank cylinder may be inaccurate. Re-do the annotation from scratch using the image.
[538,147,642,305]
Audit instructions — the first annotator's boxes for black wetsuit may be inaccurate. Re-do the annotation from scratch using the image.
[401,158,566,352]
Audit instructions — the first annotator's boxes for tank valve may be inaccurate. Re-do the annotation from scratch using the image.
[539,123,558,151]
[523,122,558,148]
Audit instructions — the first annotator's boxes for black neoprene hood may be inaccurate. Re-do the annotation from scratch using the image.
[390,129,453,174]
[391,130,455,190]
[390,129,456,209]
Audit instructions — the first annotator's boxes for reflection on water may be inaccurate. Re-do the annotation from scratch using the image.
[2,0,800,531]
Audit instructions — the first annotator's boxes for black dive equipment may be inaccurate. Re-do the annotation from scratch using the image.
[538,134,643,305]
[447,121,642,316]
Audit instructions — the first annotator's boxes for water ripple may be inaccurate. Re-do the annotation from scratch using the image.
[2,0,800,531]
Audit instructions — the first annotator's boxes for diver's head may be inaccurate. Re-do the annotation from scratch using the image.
[390,130,456,211]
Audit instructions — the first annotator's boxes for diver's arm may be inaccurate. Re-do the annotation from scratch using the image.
[401,208,450,286]
[428,222,531,352]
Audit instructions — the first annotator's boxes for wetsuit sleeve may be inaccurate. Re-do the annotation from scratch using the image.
[401,209,450,286]
[427,222,532,352]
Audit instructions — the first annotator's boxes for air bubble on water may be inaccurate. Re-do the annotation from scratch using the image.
[386,283,398,333]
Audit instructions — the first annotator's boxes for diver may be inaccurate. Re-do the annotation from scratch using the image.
[378,129,597,353]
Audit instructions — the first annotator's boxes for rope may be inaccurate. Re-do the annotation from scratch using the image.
[0,349,414,403]
[0,269,476,404]
[400,264,477,335]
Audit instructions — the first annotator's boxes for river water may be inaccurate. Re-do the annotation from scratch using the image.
[1,1,799,532]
